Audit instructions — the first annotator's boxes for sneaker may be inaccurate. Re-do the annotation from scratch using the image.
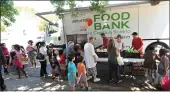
[116,80,122,84]
[87,76,92,80]
[93,78,100,82]
[85,87,91,91]
[109,78,114,82]
[25,75,29,78]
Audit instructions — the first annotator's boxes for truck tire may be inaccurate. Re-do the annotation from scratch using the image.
[145,42,170,53]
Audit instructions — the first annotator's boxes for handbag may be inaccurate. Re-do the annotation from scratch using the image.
[161,74,170,90]
[117,56,124,66]
[36,53,45,60]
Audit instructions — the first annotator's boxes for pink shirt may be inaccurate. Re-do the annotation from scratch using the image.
[14,50,23,60]
[2,47,9,56]
[26,45,34,52]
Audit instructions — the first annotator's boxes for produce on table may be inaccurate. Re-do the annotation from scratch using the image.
[125,49,139,53]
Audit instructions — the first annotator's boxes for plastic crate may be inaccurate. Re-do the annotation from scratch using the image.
[96,52,108,58]
[122,51,141,58]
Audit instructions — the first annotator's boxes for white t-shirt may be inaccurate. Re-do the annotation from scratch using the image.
[115,41,123,50]
[84,43,98,68]
[39,46,47,61]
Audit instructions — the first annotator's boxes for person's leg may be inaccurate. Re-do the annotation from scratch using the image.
[4,57,9,74]
[29,56,34,67]
[0,67,6,91]
[21,67,28,77]
[114,64,121,83]
[33,56,36,68]
[108,62,113,81]
[40,62,44,77]
[43,60,48,75]
[91,66,100,82]
[16,67,21,79]
[86,68,92,80]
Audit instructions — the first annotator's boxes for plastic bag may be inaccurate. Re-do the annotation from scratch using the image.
[117,56,124,66]
[161,74,170,90]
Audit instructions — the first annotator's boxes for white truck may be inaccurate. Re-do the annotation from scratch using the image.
[36,1,169,55]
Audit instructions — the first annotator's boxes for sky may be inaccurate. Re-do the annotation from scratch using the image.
[14,1,141,13]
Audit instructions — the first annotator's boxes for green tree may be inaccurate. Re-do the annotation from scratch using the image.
[1,0,19,27]
[15,6,36,14]
[38,20,48,32]
[1,22,7,32]
[37,15,58,32]
[50,0,108,19]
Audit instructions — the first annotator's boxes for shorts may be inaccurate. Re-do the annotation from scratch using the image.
[60,64,66,70]
[68,79,76,87]
[80,75,87,83]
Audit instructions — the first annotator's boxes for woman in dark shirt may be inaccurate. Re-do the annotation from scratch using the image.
[107,39,122,84]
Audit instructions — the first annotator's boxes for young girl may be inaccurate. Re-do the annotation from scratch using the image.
[60,50,66,79]
[10,51,28,79]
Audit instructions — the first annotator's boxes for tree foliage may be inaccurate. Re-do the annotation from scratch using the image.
[15,6,36,14]
[1,0,19,27]
[1,22,7,32]
[38,15,58,32]
[50,0,108,19]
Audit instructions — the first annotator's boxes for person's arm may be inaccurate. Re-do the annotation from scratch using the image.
[162,56,167,75]
[115,49,119,57]
[91,45,97,62]
[121,43,125,51]
[131,39,134,49]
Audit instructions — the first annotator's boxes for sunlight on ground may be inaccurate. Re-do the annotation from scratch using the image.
[31,87,43,90]
[17,86,29,90]
[131,87,141,91]
[44,84,67,90]
[43,83,52,87]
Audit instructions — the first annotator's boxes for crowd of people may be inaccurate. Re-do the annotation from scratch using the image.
[0,32,170,91]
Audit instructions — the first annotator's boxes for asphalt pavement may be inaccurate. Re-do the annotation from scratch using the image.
[2,61,158,91]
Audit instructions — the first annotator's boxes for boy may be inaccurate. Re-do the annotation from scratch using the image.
[77,56,91,91]
[67,54,78,91]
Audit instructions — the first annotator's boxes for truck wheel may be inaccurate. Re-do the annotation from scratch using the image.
[145,42,170,53]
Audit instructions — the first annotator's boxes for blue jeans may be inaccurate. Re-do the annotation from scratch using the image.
[108,61,120,81]
[0,66,6,90]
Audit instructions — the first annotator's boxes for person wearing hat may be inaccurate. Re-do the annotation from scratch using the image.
[131,32,144,54]
[26,40,37,68]
[100,33,109,49]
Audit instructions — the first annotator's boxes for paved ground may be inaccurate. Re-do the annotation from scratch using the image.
[2,61,158,91]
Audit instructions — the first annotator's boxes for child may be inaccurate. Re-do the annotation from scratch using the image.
[77,56,91,91]
[60,50,66,79]
[67,54,78,91]
[10,51,28,79]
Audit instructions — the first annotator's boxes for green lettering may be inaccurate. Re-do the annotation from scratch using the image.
[101,14,110,21]
[121,12,130,20]
[102,24,110,30]
[94,23,101,30]
[121,21,129,28]
[94,15,100,22]
[111,13,120,20]
[112,21,120,29]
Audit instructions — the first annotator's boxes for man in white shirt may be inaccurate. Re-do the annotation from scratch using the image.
[84,37,100,82]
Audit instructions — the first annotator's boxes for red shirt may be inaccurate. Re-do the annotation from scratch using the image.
[60,54,66,64]
[132,37,143,53]
[103,37,109,48]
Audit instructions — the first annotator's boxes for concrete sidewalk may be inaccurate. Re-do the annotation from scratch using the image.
[2,62,158,91]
